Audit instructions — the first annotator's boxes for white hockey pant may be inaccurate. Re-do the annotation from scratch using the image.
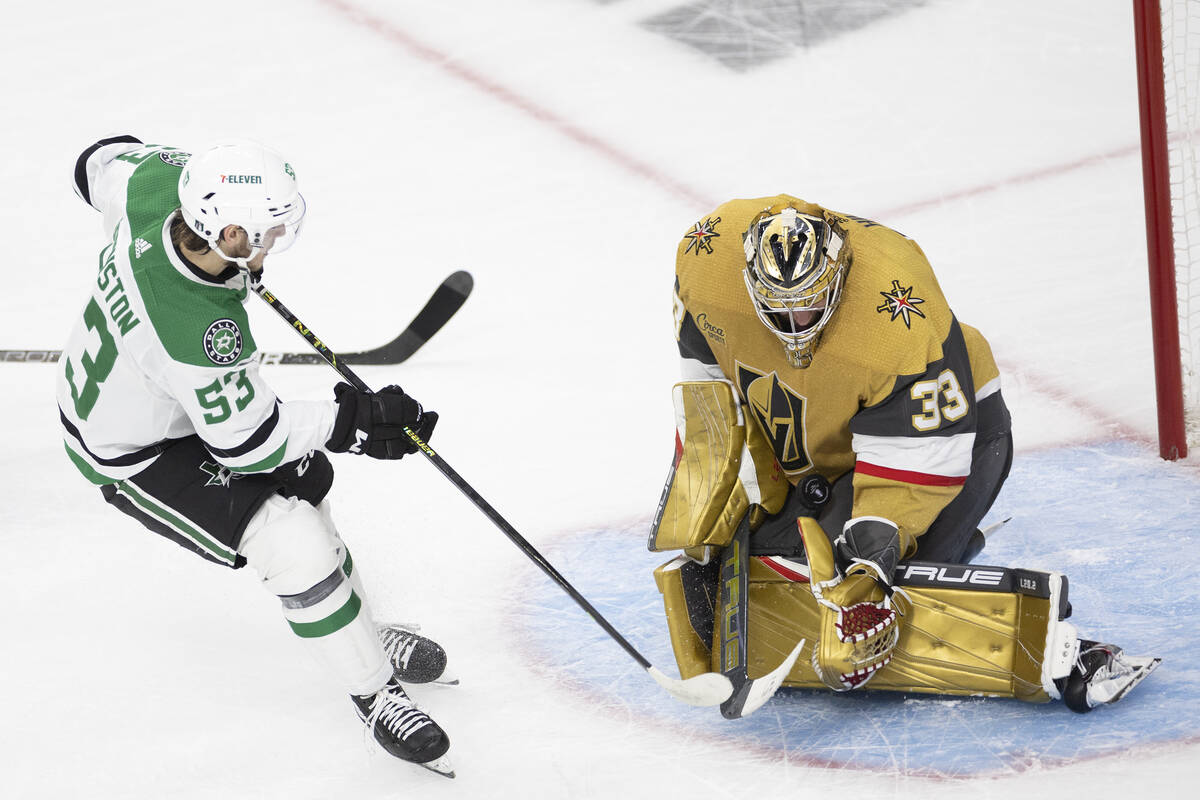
[239,494,390,697]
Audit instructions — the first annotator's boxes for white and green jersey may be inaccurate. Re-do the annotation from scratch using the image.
[57,137,335,486]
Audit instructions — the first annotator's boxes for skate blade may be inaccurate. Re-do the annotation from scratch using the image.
[980,518,1012,538]
[417,754,456,779]
[1104,656,1162,705]
[432,665,460,686]
[396,665,459,686]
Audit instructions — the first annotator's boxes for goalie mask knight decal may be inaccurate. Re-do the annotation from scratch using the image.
[742,206,850,368]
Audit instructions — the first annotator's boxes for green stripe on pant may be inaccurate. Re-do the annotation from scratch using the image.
[287,591,363,638]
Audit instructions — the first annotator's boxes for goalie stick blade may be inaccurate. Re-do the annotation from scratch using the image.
[718,513,755,719]
[719,639,806,720]
[4,271,474,367]
[647,666,734,707]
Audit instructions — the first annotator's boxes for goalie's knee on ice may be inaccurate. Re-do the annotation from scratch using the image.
[239,493,343,597]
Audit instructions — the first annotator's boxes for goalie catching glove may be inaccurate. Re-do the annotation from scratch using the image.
[326,382,438,459]
[799,516,909,691]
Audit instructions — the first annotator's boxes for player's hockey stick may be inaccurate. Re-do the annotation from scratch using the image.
[717,514,805,719]
[253,282,734,708]
[0,270,473,366]
[262,270,473,365]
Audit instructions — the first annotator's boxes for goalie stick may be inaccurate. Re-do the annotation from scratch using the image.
[1,270,473,365]
[253,282,734,709]
[718,514,805,719]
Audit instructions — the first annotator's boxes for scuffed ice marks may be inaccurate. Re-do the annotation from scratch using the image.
[511,441,1197,776]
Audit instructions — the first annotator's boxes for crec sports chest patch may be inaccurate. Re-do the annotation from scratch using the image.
[203,319,243,365]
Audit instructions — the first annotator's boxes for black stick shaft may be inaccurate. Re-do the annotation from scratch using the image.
[4,272,471,366]
[253,284,653,671]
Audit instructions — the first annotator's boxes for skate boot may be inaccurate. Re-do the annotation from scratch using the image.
[379,623,457,685]
[1061,640,1161,713]
[352,677,454,778]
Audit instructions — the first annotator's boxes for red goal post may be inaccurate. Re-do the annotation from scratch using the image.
[1135,0,1199,460]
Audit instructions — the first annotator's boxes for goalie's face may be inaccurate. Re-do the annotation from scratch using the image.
[742,208,848,368]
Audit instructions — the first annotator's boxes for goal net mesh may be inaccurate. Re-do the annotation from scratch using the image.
[1162,0,1200,445]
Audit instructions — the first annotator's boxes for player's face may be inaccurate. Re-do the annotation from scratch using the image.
[260,224,286,251]
[225,224,287,271]
[248,224,287,269]
[786,305,824,331]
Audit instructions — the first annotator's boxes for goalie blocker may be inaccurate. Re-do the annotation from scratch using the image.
[649,380,1160,714]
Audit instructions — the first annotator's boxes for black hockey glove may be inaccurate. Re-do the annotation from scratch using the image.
[834,516,901,583]
[326,382,438,460]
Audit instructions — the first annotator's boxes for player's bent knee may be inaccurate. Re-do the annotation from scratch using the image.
[239,493,343,597]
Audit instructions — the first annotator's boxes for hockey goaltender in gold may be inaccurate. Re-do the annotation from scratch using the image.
[648,195,1160,718]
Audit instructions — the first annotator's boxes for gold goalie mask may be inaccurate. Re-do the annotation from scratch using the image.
[742,207,849,368]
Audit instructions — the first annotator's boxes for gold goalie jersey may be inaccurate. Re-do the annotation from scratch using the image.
[673,195,1001,557]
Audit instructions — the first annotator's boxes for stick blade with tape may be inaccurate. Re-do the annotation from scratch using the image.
[718,513,805,719]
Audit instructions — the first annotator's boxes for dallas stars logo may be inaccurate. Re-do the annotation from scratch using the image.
[203,318,243,365]
[158,149,191,168]
[876,280,926,328]
[682,216,721,255]
[199,460,239,488]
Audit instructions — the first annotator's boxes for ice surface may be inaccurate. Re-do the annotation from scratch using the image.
[519,442,1195,777]
[2,0,1197,797]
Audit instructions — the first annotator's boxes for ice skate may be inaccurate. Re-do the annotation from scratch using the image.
[379,623,458,685]
[352,677,454,778]
[1061,640,1161,713]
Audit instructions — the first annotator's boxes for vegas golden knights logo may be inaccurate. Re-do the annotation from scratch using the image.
[736,363,811,473]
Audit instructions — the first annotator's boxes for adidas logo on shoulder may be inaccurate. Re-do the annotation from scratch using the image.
[134,238,153,259]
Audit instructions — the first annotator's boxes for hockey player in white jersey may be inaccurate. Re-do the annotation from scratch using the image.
[58,136,455,777]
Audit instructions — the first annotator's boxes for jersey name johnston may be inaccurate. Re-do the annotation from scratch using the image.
[58,138,333,485]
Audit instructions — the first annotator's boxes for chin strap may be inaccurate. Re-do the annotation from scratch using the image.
[214,239,269,271]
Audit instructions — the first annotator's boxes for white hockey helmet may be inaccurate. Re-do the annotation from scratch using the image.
[742,206,849,368]
[177,140,306,266]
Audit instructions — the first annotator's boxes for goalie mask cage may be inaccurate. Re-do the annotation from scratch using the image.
[1135,0,1200,460]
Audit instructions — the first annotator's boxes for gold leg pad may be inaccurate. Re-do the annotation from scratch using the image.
[658,556,1062,702]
